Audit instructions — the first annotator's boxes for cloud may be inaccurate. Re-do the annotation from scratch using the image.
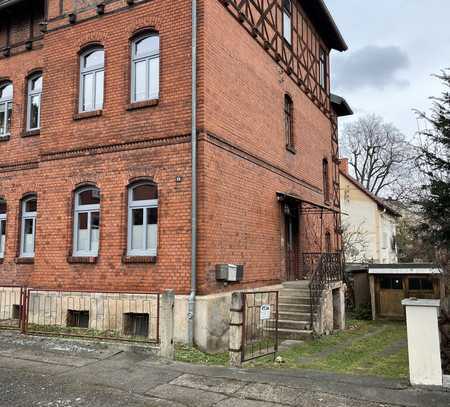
[332,45,410,91]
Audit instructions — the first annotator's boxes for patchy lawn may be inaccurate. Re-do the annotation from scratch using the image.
[175,320,409,379]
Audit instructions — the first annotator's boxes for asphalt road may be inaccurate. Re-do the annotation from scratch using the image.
[0,331,449,407]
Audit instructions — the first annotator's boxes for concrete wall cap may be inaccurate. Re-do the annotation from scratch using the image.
[401,298,440,307]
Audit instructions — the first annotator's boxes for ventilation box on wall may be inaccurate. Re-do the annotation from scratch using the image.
[215,264,244,282]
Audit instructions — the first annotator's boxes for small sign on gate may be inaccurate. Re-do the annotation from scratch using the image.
[260,304,271,320]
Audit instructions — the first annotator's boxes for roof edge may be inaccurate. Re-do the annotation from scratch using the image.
[340,170,402,218]
[299,0,348,52]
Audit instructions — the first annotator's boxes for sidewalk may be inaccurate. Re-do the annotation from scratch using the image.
[0,331,449,407]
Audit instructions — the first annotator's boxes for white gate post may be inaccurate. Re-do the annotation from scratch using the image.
[402,298,442,386]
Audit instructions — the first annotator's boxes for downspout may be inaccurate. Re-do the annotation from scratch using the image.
[187,0,198,347]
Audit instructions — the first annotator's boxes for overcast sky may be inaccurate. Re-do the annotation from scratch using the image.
[325,0,450,139]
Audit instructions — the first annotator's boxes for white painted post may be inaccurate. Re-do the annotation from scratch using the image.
[160,290,175,360]
[402,298,442,386]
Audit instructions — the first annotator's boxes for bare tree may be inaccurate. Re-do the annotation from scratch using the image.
[341,221,370,263]
[341,114,415,199]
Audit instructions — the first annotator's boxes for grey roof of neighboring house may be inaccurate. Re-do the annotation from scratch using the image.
[340,171,402,218]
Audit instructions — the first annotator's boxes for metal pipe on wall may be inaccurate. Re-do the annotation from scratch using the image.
[187,0,198,347]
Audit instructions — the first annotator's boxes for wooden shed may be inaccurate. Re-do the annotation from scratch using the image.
[368,264,444,320]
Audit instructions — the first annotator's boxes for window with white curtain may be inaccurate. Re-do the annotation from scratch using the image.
[127,183,158,256]
[27,73,43,131]
[0,82,13,138]
[79,48,104,112]
[0,199,6,258]
[21,196,37,258]
[73,187,100,257]
[282,0,292,44]
[131,34,160,102]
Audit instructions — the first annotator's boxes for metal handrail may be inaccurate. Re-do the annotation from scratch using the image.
[308,252,343,330]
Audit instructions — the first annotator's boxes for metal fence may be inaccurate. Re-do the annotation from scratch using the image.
[0,287,160,344]
[241,291,278,362]
[0,286,25,331]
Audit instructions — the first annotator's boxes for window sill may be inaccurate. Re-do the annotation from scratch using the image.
[73,110,103,121]
[122,255,157,264]
[126,99,159,111]
[286,145,296,154]
[23,129,40,137]
[68,256,98,264]
[15,257,34,264]
[0,135,10,142]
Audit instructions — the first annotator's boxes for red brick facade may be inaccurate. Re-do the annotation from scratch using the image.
[0,0,345,295]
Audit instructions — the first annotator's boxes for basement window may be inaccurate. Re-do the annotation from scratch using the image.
[67,310,90,328]
[123,313,149,337]
[12,304,22,320]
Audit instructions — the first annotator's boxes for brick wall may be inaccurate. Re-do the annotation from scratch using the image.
[0,0,342,296]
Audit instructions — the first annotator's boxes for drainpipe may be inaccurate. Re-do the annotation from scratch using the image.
[187,0,198,347]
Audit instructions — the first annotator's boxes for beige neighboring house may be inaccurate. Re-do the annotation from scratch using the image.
[339,159,401,264]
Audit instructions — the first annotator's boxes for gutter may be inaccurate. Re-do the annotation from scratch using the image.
[0,0,24,11]
[187,0,197,347]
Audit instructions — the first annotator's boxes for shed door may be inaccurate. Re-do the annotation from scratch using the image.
[377,276,405,318]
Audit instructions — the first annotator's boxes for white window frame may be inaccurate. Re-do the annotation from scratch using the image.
[282,0,292,45]
[79,48,104,113]
[131,34,160,103]
[0,82,13,138]
[20,197,37,258]
[127,183,158,257]
[0,201,6,258]
[73,187,100,257]
[27,73,42,131]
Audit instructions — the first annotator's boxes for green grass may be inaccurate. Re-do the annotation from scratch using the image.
[175,344,229,366]
[175,320,409,379]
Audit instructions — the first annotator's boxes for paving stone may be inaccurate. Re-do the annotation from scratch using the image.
[170,373,246,395]
[236,382,300,405]
[146,383,228,407]
[214,398,278,407]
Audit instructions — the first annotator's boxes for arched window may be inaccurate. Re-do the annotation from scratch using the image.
[284,94,294,149]
[79,47,104,112]
[0,199,6,258]
[73,187,100,257]
[131,33,160,102]
[20,196,37,258]
[127,182,158,256]
[27,73,43,131]
[323,159,330,203]
[282,0,292,44]
[0,82,13,138]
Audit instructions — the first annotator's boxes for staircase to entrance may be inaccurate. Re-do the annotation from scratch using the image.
[277,280,315,340]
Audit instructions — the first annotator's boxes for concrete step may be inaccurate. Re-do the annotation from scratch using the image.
[278,295,311,305]
[280,288,311,295]
[282,281,310,289]
[278,319,311,330]
[278,311,312,321]
[278,303,313,313]
[266,327,313,340]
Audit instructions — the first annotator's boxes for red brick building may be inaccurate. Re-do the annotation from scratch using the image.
[0,0,351,350]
